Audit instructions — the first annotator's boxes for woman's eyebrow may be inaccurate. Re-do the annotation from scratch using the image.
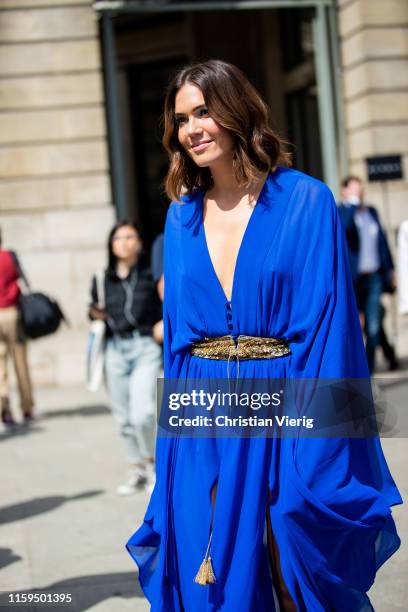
[174,104,206,117]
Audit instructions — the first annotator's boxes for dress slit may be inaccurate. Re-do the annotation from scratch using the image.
[266,496,298,612]
[210,478,218,510]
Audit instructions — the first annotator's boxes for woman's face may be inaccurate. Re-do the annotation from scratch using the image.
[174,83,235,168]
[111,225,141,261]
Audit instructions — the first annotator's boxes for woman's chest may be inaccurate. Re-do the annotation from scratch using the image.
[203,205,255,301]
[177,202,299,318]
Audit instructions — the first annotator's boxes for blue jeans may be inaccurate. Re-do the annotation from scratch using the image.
[104,331,162,464]
[356,271,383,374]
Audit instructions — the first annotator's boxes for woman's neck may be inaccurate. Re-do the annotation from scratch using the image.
[208,161,269,209]
[209,160,241,198]
[116,257,137,279]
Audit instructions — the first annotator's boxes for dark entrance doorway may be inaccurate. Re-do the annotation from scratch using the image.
[97,2,337,251]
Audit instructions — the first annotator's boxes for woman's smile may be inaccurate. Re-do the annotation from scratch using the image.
[191,139,213,152]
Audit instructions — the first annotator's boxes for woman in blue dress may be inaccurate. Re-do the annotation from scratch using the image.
[126,59,402,611]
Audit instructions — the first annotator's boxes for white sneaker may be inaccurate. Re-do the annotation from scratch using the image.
[117,467,147,496]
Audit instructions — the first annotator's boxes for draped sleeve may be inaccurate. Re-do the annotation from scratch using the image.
[273,178,403,611]
[284,180,367,378]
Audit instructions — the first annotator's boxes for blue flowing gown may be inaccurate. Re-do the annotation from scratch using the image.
[126,167,402,611]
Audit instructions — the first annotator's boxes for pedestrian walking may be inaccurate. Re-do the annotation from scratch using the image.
[126,60,402,611]
[89,220,162,495]
[338,175,398,373]
[0,229,35,426]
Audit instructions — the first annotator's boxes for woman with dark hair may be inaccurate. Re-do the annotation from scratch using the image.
[126,60,402,610]
[89,220,162,495]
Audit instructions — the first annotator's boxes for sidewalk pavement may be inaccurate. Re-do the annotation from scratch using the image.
[1,386,149,611]
[0,372,407,611]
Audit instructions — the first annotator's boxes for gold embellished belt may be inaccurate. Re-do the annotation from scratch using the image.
[190,334,291,360]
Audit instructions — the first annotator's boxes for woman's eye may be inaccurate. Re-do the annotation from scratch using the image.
[175,108,209,127]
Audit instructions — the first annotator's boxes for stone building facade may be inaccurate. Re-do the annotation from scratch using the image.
[338,0,408,224]
[0,0,114,386]
[0,0,407,387]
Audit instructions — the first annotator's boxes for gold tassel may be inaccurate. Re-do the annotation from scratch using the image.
[194,531,216,585]
[194,555,216,585]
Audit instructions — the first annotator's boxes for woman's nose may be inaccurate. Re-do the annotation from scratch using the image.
[187,116,202,135]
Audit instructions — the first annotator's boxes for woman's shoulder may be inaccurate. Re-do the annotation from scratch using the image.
[165,188,203,227]
[275,166,336,219]
[275,166,332,198]
[169,187,202,206]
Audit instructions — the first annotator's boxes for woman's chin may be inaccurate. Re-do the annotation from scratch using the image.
[192,153,226,168]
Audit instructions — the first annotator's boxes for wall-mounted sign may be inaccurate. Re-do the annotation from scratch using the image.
[366,155,403,182]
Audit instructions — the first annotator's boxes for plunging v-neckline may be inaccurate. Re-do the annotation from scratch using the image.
[200,173,270,304]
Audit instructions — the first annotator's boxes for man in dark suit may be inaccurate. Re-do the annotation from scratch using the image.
[338,176,398,374]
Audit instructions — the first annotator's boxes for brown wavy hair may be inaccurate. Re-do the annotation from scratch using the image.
[162,59,292,202]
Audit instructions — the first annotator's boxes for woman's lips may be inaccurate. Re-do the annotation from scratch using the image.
[191,140,213,152]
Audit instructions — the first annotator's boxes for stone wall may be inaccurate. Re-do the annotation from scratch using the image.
[0,1,115,387]
[338,0,408,225]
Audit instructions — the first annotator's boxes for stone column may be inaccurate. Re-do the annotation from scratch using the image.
[338,0,408,225]
[0,1,115,387]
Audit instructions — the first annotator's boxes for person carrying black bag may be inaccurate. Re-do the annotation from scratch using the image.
[0,229,34,426]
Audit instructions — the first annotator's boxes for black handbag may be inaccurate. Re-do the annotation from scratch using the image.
[18,292,66,339]
[11,252,67,339]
